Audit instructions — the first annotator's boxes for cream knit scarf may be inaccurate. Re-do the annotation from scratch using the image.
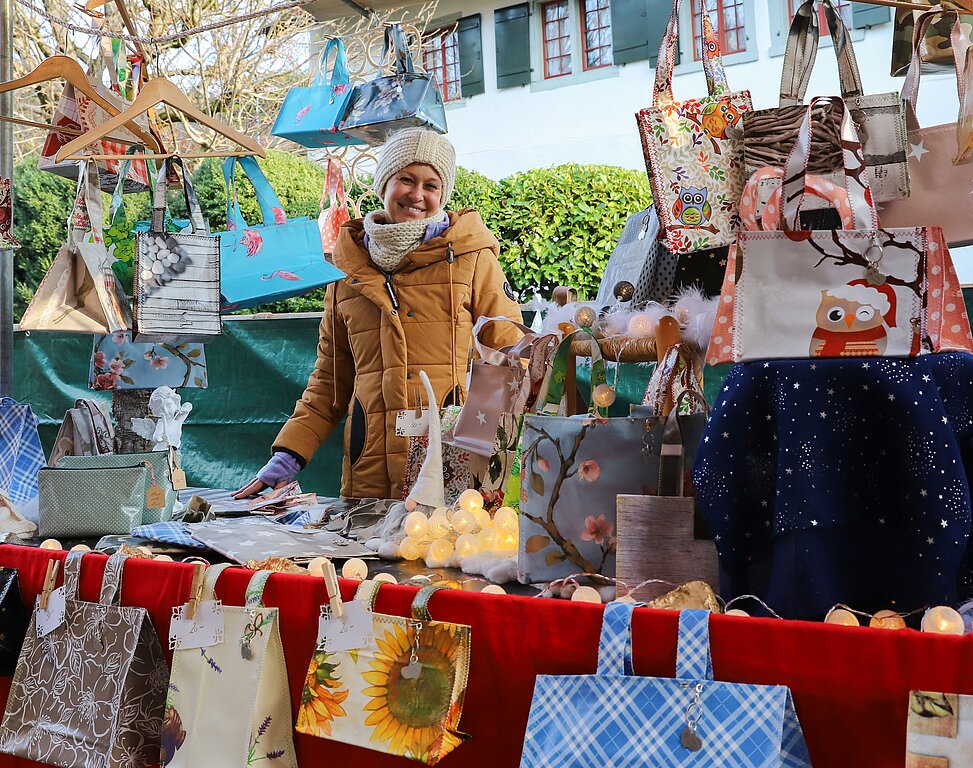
[363,210,448,272]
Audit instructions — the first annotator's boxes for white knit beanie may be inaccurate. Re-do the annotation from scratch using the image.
[373,128,456,208]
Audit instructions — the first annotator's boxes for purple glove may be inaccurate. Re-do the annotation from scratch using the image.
[256,451,302,487]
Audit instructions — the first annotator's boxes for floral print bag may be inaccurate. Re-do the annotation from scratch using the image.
[163,565,297,768]
[635,0,752,255]
[296,582,471,765]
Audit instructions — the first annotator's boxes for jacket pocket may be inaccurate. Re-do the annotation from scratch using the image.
[348,398,366,467]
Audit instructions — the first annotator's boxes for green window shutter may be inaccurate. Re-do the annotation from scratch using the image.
[851,2,890,29]
[495,4,531,89]
[611,0,674,67]
[458,15,485,97]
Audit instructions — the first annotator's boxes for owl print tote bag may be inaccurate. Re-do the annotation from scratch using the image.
[635,0,752,255]
[706,97,973,365]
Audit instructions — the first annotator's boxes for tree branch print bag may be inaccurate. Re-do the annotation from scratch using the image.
[0,552,168,768]
[635,0,752,255]
[295,582,471,765]
[706,97,973,365]
[163,565,297,768]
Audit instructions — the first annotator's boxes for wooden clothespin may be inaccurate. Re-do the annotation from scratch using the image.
[321,559,344,619]
[414,387,423,419]
[39,559,60,611]
[185,562,205,620]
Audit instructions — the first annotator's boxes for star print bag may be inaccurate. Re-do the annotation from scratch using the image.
[0,552,169,768]
[519,603,811,768]
[635,0,752,255]
[706,97,973,365]
[216,156,344,311]
[295,581,471,765]
[880,7,973,247]
[163,565,297,768]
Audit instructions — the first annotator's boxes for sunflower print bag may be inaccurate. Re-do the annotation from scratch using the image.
[296,582,471,765]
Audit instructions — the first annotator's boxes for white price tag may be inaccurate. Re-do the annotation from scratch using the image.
[316,599,373,652]
[395,410,428,437]
[169,600,225,650]
[36,587,66,638]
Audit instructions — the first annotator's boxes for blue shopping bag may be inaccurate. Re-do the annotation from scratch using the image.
[520,605,812,767]
[272,38,365,148]
[217,156,345,311]
[0,398,46,506]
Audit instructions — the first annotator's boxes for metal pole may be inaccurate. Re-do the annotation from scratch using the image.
[0,0,13,398]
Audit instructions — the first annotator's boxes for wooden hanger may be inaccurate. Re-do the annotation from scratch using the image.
[55,76,266,161]
[0,55,161,150]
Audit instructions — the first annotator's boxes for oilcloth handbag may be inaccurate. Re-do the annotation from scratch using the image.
[401,405,473,506]
[635,0,752,255]
[319,158,350,256]
[0,178,20,250]
[218,156,344,310]
[272,37,364,148]
[37,462,149,537]
[0,552,168,768]
[519,603,811,767]
[0,569,29,676]
[880,8,973,245]
[339,24,448,146]
[743,0,909,205]
[706,97,973,365]
[595,207,675,308]
[49,397,114,466]
[19,161,132,334]
[133,157,221,343]
[163,565,297,768]
[104,147,154,290]
[0,398,45,506]
[295,582,471,765]
[906,689,973,764]
[891,6,973,76]
[90,331,208,391]
[58,451,175,524]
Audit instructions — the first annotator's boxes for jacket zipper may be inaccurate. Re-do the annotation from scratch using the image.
[381,270,399,310]
[446,243,454,264]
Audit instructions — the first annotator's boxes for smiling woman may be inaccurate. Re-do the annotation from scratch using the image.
[234,128,525,500]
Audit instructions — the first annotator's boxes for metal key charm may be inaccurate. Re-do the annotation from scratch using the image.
[680,682,704,752]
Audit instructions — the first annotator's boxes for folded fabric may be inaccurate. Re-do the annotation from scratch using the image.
[187,517,375,563]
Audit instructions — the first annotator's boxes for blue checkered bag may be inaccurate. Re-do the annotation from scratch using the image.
[520,605,811,767]
[0,398,46,506]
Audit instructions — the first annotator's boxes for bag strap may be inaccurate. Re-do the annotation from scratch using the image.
[245,569,273,608]
[653,0,729,106]
[540,328,607,415]
[596,600,645,677]
[383,24,416,75]
[152,157,206,235]
[471,315,535,366]
[411,583,450,621]
[780,0,864,106]
[675,609,714,680]
[321,158,348,211]
[781,96,877,232]
[70,162,106,249]
[110,145,150,223]
[99,552,127,606]
[63,550,84,601]
[315,37,351,89]
[222,155,286,229]
[901,8,967,133]
[354,578,382,609]
[199,562,233,602]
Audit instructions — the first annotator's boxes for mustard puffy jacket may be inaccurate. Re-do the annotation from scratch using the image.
[273,209,524,498]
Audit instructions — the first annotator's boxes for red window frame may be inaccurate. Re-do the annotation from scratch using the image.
[580,0,613,70]
[788,0,853,35]
[691,0,747,61]
[422,27,462,102]
[542,0,572,79]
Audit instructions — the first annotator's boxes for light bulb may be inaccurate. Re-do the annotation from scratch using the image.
[307,556,329,576]
[725,608,749,617]
[373,572,397,584]
[39,539,61,550]
[69,544,90,552]
[472,507,492,529]
[627,314,655,337]
[869,609,906,630]
[427,538,454,564]
[455,533,479,558]
[592,384,617,408]
[451,509,477,535]
[824,608,860,626]
[481,584,506,595]
[428,512,450,539]
[499,532,518,551]
[922,606,965,635]
[403,510,429,538]
[433,506,450,519]
[153,554,173,562]
[557,321,576,335]
[341,558,368,581]
[613,281,635,302]
[477,528,498,551]
[493,506,518,534]
[571,586,602,603]
[574,306,597,328]
[458,489,484,513]
[398,536,423,561]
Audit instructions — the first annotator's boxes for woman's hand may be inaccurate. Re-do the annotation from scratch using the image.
[232,451,302,499]
[231,477,268,499]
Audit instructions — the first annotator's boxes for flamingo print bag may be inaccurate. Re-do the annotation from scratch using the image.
[217,156,345,311]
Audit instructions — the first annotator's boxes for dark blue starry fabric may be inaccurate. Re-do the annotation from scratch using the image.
[693,353,973,619]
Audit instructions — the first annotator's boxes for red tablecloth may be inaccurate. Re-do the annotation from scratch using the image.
[0,544,968,767]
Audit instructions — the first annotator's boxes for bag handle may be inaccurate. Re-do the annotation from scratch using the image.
[245,569,274,608]
[152,157,206,235]
[410,583,450,621]
[98,552,128,606]
[63,550,84,601]
[653,0,730,106]
[354,578,382,609]
[70,161,106,248]
[471,315,535,366]
[780,0,864,106]
[315,37,351,89]
[198,562,233,602]
[596,600,645,677]
[901,8,968,133]
[222,155,286,230]
[110,145,151,223]
[383,24,416,76]
[540,328,607,415]
[781,96,877,232]
[320,158,348,212]
[675,609,714,680]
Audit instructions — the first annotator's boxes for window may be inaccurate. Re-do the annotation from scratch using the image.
[788,0,852,34]
[580,0,613,70]
[691,0,747,60]
[423,27,463,102]
[542,0,572,78]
